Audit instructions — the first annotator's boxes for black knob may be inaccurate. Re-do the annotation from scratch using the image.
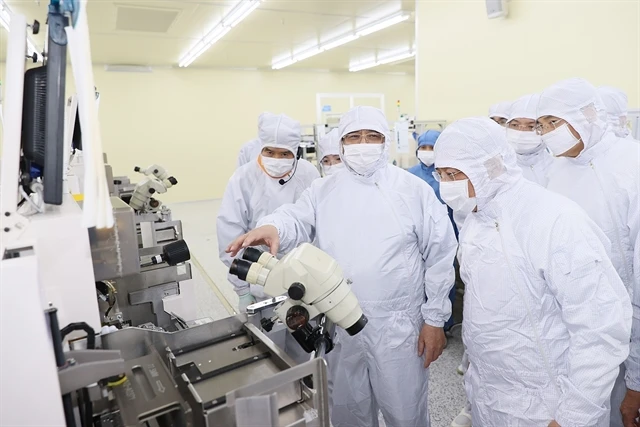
[162,240,190,266]
[153,169,159,174]
[288,282,306,301]
[134,166,141,172]
[168,176,178,185]
[148,188,156,194]
[32,20,40,34]
[113,179,122,185]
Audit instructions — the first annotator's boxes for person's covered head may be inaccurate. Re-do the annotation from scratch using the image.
[317,128,344,176]
[488,101,513,126]
[434,117,521,216]
[537,78,608,158]
[338,106,390,177]
[258,112,300,178]
[598,86,630,138]
[505,94,544,155]
[415,130,441,168]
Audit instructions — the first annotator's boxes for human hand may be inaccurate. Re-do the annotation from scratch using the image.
[548,421,560,427]
[226,225,280,256]
[417,324,446,368]
[621,389,640,427]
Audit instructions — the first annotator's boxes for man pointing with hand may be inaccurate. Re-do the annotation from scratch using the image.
[227,106,457,427]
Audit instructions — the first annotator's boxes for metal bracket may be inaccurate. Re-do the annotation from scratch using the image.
[246,296,287,315]
[58,349,125,394]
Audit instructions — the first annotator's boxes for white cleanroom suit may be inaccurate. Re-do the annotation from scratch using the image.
[539,77,640,427]
[217,112,319,301]
[317,128,345,176]
[236,138,262,168]
[434,116,631,427]
[488,100,512,121]
[598,86,632,139]
[506,93,555,187]
[257,106,458,427]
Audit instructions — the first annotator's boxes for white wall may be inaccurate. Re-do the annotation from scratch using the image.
[415,0,640,121]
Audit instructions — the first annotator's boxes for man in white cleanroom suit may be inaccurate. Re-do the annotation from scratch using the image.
[505,93,555,187]
[537,77,640,427]
[598,86,632,139]
[488,100,512,126]
[317,128,345,177]
[434,116,631,427]
[236,113,267,168]
[217,112,319,311]
[227,106,458,427]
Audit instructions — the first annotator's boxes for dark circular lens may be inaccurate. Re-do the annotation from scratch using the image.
[242,247,264,263]
[345,314,368,336]
[286,305,309,331]
[229,259,252,281]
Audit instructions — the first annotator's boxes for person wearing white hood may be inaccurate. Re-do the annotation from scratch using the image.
[226,106,458,427]
[598,86,632,139]
[537,77,640,427]
[505,94,555,187]
[317,128,345,177]
[236,113,270,168]
[434,116,631,427]
[217,112,320,311]
[489,100,513,126]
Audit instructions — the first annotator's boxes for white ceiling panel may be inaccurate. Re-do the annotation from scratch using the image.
[1,0,415,72]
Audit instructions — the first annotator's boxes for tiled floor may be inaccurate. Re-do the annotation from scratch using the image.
[169,199,467,427]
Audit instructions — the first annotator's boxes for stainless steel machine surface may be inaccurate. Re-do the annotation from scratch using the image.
[99,315,330,427]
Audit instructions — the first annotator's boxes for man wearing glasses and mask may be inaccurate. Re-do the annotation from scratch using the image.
[226,106,458,427]
[537,78,640,427]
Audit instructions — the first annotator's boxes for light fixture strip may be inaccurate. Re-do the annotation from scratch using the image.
[349,48,415,72]
[271,10,411,70]
[178,0,261,68]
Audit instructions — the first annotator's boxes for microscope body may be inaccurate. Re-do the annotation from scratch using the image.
[230,243,368,354]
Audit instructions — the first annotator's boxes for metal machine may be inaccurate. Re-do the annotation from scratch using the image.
[1,3,368,426]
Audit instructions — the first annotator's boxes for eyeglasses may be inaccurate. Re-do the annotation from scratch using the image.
[534,118,566,135]
[343,131,384,144]
[432,170,465,182]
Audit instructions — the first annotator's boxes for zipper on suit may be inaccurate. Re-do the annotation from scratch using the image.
[495,221,560,393]
[589,161,631,285]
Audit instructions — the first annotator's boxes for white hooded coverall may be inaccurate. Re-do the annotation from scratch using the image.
[236,138,262,168]
[317,128,342,176]
[257,106,458,427]
[507,94,555,187]
[488,100,513,121]
[217,113,320,298]
[538,78,640,426]
[598,86,632,139]
[434,117,631,427]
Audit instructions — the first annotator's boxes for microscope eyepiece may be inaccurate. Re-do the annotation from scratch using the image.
[230,259,253,281]
[242,247,264,263]
[345,314,368,336]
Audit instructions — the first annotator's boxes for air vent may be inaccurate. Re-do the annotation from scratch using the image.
[115,5,180,33]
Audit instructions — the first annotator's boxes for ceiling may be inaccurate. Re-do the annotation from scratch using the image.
[2,0,415,74]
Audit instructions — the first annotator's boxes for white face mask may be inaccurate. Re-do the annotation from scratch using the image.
[323,162,345,176]
[417,150,435,167]
[261,155,294,178]
[541,123,581,157]
[440,179,477,214]
[342,144,384,176]
[505,128,543,155]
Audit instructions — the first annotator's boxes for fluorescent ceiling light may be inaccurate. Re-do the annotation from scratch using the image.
[0,0,41,60]
[271,10,410,70]
[178,0,261,68]
[349,49,415,72]
[356,11,410,37]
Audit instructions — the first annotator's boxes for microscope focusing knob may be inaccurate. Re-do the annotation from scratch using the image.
[288,282,306,301]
